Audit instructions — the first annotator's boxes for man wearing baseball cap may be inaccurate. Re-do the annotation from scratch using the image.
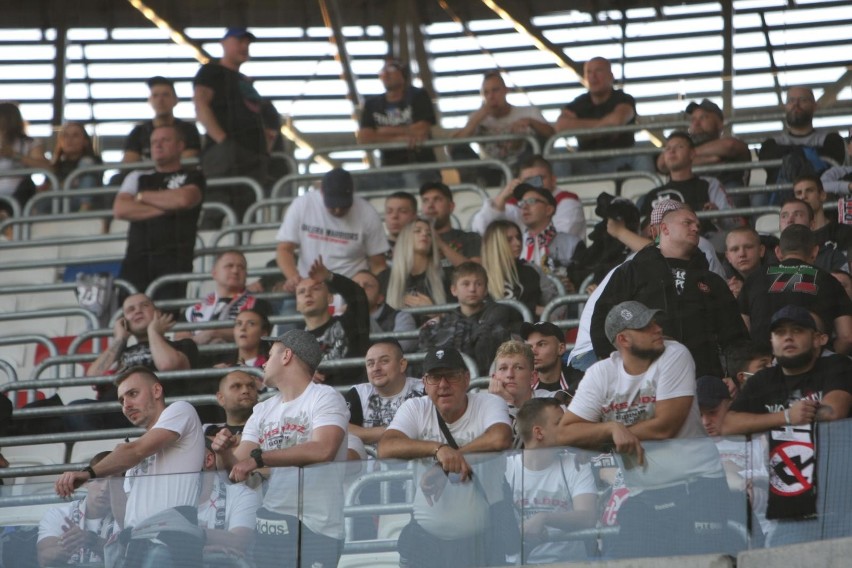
[655,99,751,197]
[194,26,267,223]
[379,347,512,567]
[276,167,389,293]
[591,202,747,377]
[722,305,852,543]
[210,329,350,568]
[560,301,731,558]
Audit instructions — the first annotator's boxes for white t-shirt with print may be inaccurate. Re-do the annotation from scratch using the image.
[568,340,723,492]
[38,500,116,564]
[276,190,389,277]
[241,381,350,539]
[123,401,205,528]
[505,452,597,564]
[386,393,512,539]
[197,471,261,532]
[351,377,423,428]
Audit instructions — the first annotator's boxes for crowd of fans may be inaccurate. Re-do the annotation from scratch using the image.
[0,25,851,568]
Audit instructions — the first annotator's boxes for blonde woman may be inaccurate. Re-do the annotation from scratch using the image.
[482,219,542,316]
[386,218,448,312]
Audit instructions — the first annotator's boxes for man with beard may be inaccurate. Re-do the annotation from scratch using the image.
[352,270,417,352]
[558,301,729,558]
[758,86,846,192]
[212,370,260,437]
[722,305,852,545]
[591,205,747,377]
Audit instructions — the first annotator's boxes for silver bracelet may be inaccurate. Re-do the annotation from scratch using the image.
[783,408,791,425]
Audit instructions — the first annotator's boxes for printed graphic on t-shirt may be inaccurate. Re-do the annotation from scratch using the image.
[371,102,412,127]
[120,344,154,369]
[164,173,187,190]
[672,268,686,295]
[767,264,818,295]
[316,320,349,361]
[514,488,572,518]
[257,411,311,450]
[301,223,361,246]
[600,387,656,426]
[363,390,421,428]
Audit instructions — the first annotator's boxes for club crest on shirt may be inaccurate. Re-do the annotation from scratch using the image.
[166,173,187,189]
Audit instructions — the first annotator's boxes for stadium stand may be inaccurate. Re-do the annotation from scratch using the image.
[0,1,850,565]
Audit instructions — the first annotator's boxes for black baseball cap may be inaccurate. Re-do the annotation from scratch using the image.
[223,27,256,41]
[769,305,817,332]
[419,181,453,200]
[520,321,564,342]
[422,347,467,374]
[685,99,723,119]
[696,375,731,410]
[322,168,354,209]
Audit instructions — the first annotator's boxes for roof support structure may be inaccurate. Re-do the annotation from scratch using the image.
[51,26,67,128]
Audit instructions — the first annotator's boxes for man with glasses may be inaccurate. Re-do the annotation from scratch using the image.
[471,154,586,240]
[514,182,585,293]
[379,347,512,568]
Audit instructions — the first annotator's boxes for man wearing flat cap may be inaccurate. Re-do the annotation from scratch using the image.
[560,301,730,558]
[194,27,267,222]
[211,329,350,568]
[379,347,513,567]
[722,305,852,543]
[276,167,389,293]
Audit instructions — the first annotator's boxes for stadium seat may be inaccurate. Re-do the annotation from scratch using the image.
[337,552,400,568]
[30,218,104,239]
[754,213,780,237]
[69,438,127,466]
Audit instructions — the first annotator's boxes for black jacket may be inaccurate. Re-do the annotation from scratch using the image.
[591,245,748,377]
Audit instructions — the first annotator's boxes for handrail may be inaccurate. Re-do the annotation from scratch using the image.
[0,358,17,384]
[556,169,666,189]
[271,159,512,199]
[692,158,783,177]
[271,152,298,178]
[62,157,200,191]
[400,299,534,323]
[541,294,589,323]
[0,231,125,251]
[0,166,61,196]
[0,196,21,238]
[23,186,118,216]
[543,104,852,154]
[0,307,99,331]
[211,222,281,247]
[145,266,283,299]
[0,335,58,380]
[206,176,265,207]
[304,133,541,170]
[246,182,489,225]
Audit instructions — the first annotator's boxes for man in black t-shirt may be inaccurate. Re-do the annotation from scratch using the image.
[554,56,652,176]
[122,76,201,164]
[723,306,852,539]
[793,174,852,259]
[114,124,205,302]
[419,182,481,265]
[356,58,439,189]
[739,224,852,355]
[193,27,267,223]
[296,257,371,387]
[640,131,741,235]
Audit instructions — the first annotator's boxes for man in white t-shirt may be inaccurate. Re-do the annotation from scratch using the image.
[197,435,261,561]
[275,167,389,293]
[55,366,205,562]
[452,71,554,183]
[38,452,117,567]
[379,347,513,568]
[211,329,349,568]
[557,301,731,559]
[343,339,423,448]
[487,340,556,430]
[507,398,597,564]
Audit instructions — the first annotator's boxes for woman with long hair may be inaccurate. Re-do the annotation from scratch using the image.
[0,102,50,215]
[49,122,104,210]
[386,218,448,311]
[482,219,543,316]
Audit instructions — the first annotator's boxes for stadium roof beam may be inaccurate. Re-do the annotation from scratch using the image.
[818,68,852,108]
[318,0,362,113]
[476,0,586,85]
[51,26,67,128]
[126,0,211,64]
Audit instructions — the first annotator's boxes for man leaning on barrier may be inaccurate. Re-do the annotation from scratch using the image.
[55,366,206,567]
[211,329,349,568]
[559,301,734,559]
[378,347,514,568]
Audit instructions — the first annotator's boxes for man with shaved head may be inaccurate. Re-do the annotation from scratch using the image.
[214,370,260,436]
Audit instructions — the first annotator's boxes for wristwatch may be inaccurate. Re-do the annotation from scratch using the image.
[250,448,265,468]
[80,465,97,479]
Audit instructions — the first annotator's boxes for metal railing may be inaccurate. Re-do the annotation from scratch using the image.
[271,159,512,199]
[555,169,665,190]
[61,158,200,191]
[0,335,58,380]
[0,167,61,195]
[303,133,541,171]
[0,358,17,384]
[145,267,283,299]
